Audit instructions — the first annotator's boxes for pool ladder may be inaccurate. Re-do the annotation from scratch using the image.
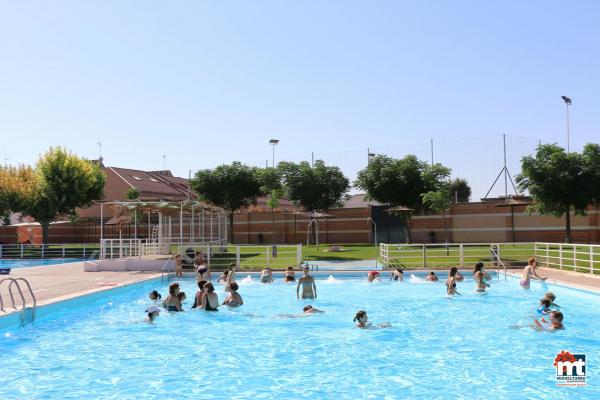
[0,278,37,325]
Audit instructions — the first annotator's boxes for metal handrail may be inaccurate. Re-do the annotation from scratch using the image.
[490,247,508,281]
[88,250,99,261]
[161,254,176,285]
[0,277,37,324]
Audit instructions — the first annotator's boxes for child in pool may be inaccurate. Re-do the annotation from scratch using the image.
[532,311,564,331]
[425,272,439,282]
[544,292,561,309]
[537,298,551,315]
[353,310,391,329]
[303,305,324,314]
[177,291,187,307]
[145,305,160,323]
[149,290,161,303]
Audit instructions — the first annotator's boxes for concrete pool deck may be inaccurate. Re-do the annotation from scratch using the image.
[0,261,161,316]
[505,267,600,293]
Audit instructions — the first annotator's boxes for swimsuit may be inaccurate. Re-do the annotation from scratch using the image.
[204,295,218,312]
[167,305,179,312]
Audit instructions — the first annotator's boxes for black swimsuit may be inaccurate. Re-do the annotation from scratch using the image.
[204,295,218,312]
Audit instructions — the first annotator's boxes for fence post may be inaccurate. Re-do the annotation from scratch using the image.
[41,244,45,259]
[297,244,302,265]
[459,244,464,268]
[62,245,66,258]
[266,247,270,268]
[559,244,563,270]
[573,246,577,273]
[422,244,427,269]
[590,246,594,274]
[545,243,549,267]
[20,244,24,258]
[236,246,240,266]
[83,244,86,258]
[0,244,2,258]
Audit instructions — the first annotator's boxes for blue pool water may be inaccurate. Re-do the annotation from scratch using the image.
[0,258,84,269]
[0,272,598,399]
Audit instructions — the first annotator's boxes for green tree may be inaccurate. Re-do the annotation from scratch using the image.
[190,162,261,244]
[278,160,350,244]
[355,155,451,242]
[516,143,600,243]
[255,167,284,243]
[421,184,453,243]
[125,187,141,200]
[20,148,106,243]
[450,178,472,203]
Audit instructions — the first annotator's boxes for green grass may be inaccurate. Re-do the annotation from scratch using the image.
[302,244,379,262]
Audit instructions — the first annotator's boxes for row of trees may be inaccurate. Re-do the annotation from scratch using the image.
[0,148,106,242]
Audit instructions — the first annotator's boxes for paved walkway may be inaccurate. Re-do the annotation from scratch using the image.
[0,262,160,316]
[506,267,600,293]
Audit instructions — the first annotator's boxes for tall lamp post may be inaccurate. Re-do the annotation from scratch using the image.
[561,96,572,153]
[269,139,279,168]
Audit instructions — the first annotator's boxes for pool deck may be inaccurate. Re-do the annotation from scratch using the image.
[506,267,600,293]
[0,262,161,316]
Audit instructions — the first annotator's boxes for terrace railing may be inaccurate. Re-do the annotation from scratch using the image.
[177,244,303,270]
[379,242,535,269]
[534,242,600,274]
[0,243,100,259]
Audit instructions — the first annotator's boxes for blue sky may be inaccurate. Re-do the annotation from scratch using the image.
[1,1,598,199]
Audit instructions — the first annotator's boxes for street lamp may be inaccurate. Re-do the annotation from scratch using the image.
[561,96,572,153]
[269,139,279,168]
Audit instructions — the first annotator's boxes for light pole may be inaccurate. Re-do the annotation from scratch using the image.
[269,139,279,168]
[561,96,572,153]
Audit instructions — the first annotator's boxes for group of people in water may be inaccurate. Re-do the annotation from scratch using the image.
[146,252,564,330]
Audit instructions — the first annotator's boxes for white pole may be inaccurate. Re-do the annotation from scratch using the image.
[210,210,214,244]
[134,210,137,239]
[179,202,183,244]
[191,204,195,244]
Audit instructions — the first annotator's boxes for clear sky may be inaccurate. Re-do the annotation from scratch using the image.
[1,1,598,199]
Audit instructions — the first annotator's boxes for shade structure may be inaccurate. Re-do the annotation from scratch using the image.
[495,197,531,241]
[292,210,334,219]
[384,205,414,244]
[385,205,415,214]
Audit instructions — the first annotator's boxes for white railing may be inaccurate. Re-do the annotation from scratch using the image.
[379,242,535,269]
[177,244,303,269]
[100,239,143,259]
[534,242,600,274]
[0,243,100,259]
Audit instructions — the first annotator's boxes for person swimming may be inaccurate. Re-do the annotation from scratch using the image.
[145,305,161,323]
[149,290,161,303]
[260,267,273,284]
[520,257,547,289]
[544,292,561,309]
[222,282,244,307]
[297,266,317,299]
[353,310,390,329]
[532,311,564,331]
[425,272,439,282]
[162,282,183,312]
[284,266,296,282]
[201,282,219,311]
[537,298,551,315]
[390,268,404,282]
[303,305,324,314]
[473,262,490,292]
[445,267,460,296]
[367,271,381,282]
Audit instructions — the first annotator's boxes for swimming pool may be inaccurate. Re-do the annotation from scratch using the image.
[1,272,598,399]
[0,258,84,270]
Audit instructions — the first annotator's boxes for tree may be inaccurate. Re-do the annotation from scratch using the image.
[279,160,350,244]
[190,162,261,244]
[516,143,600,243]
[125,187,141,200]
[0,166,36,223]
[20,148,106,243]
[450,178,471,203]
[422,184,452,243]
[255,167,284,243]
[355,155,451,242]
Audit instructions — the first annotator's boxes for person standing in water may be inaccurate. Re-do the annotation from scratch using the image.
[520,257,547,289]
[445,267,460,296]
[473,262,490,293]
[297,266,317,299]
[200,282,219,311]
[260,267,273,283]
[175,254,183,278]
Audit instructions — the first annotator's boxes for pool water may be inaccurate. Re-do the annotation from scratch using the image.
[1,273,598,399]
[0,258,84,270]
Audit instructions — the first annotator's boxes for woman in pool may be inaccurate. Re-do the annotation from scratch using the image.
[225,263,237,291]
[200,282,219,311]
[222,282,244,307]
[520,257,547,289]
[473,262,490,292]
[445,267,460,296]
[353,310,390,329]
[532,311,564,331]
[192,280,207,309]
[390,268,404,281]
[175,254,183,278]
[260,267,273,284]
[297,266,317,299]
[367,271,381,282]
[425,272,439,282]
[284,266,296,282]
[196,261,211,283]
[163,283,183,312]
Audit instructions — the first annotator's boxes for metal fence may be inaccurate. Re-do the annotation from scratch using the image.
[0,243,100,259]
[534,242,600,274]
[177,244,303,270]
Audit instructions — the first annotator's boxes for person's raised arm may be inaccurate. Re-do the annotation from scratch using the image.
[312,279,317,298]
[296,279,301,299]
